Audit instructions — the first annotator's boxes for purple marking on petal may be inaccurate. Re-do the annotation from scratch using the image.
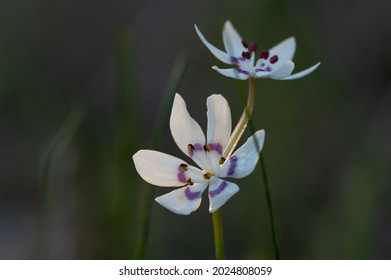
[227,156,238,176]
[194,143,203,151]
[209,143,223,155]
[188,143,203,157]
[255,68,266,72]
[209,181,228,197]
[237,68,250,75]
[231,57,239,64]
[185,187,201,200]
[177,166,186,183]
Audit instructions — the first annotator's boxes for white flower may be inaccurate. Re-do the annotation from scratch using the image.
[133,94,265,215]
[195,20,320,80]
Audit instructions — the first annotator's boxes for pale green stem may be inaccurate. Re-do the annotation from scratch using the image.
[212,209,226,260]
[222,77,255,159]
[211,78,255,260]
[222,77,280,259]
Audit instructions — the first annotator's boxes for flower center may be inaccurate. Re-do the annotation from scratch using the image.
[240,38,279,65]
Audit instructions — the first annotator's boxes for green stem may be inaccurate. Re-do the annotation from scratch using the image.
[241,89,280,260]
[212,209,226,260]
[230,78,280,259]
[259,154,280,259]
[222,77,255,159]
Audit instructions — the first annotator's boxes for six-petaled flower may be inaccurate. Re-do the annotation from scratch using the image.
[195,20,320,80]
[133,94,265,215]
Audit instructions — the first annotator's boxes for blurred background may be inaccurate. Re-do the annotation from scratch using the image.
[1,0,390,259]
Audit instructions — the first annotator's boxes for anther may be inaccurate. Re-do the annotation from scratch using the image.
[187,144,195,153]
[241,40,248,48]
[203,172,213,180]
[259,50,269,60]
[250,42,258,53]
[241,51,250,60]
[203,144,211,152]
[270,55,278,64]
[186,178,193,186]
[179,163,188,172]
[219,157,226,164]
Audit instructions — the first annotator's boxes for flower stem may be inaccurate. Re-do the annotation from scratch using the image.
[259,154,280,259]
[222,77,255,159]
[212,209,226,260]
[228,78,280,259]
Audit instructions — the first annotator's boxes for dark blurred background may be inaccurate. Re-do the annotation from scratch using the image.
[1,0,390,259]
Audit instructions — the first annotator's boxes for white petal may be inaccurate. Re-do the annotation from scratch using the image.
[222,20,244,58]
[208,178,239,213]
[212,66,249,80]
[133,150,202,187]
[269,37,296,70]
[194,24,232,64]
[270,61,295,79]
[220,130,265,178]
[282,62,321,80]
[170,93,205,157]
[206,94,231,150]
[155,183,208,215]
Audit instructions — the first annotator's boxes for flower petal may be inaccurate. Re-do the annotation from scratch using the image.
[269,36,296,62]
[212,66,249,80]
[282,62,321,80]
[222,20,244,58]
[194,24,232,64]
[220,130,265,178]
[270,61,295,79]
[155,183,208,215]
[170,93,206,157]
[208,178,239,213]
[133,150,203,187]
[206,94,231,151]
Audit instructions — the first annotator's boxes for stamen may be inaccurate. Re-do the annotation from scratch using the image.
[203,144,211,152]
[179,163,188,172]
[241,51,251,60]
[270,55,278,64]
[186,178,193,186]
[259,50,269,60]
[203,172,213,180]
[187,144,194,153]
[250,42,258,52]
[241,40,248,48]
[219,157,226,164]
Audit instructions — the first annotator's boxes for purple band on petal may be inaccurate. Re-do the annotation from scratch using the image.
[194,143,203,151]
[185,187,201,200]
[188,143,203,157]
[237,68,250,75]
[177,167,186,183]
[227,156,238,176]
[209,181,227,198]
[209,143,223,155]
[231,57,239,64]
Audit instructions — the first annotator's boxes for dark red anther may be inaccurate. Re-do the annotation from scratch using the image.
[270,55,278,64]
[241,40,248,48]
[241,51,250,59]
[250,42,258,52]
[259,50,269,60]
